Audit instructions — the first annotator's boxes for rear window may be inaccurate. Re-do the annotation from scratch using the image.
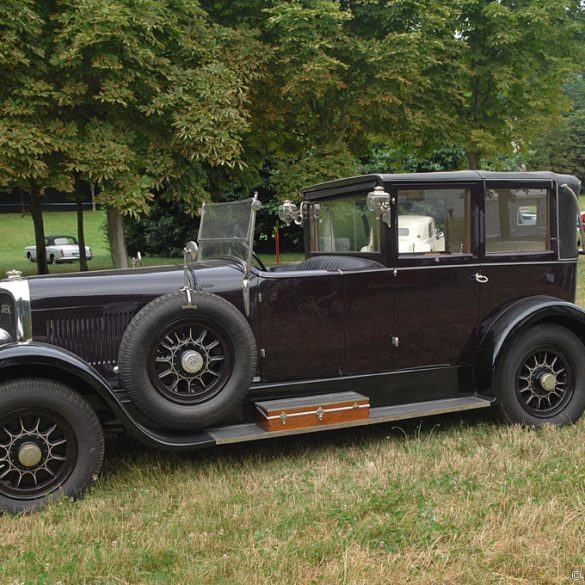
[485,188,549,254]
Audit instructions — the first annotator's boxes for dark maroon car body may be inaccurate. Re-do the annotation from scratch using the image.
[1,170,584,511]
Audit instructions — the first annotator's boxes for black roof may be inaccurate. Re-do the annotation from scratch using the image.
[46,235,77,243]
[302,171,582,200]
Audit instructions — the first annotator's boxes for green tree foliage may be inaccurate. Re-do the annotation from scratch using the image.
[253,0,466,199]
[453,0,585,168]
[528,76,585,187]
[124,199,200,258]
[203,0,583,198]
[0,0,265,270]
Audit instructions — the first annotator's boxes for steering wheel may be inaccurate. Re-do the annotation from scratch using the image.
[252,251,268,272]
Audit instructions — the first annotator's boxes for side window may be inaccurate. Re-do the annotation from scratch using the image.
[397,188,470,256]
[485,188,549,254]
[309,197,380,253]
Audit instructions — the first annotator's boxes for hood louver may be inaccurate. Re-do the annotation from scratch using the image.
[46,312,134,367]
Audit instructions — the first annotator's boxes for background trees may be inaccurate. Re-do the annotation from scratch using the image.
[1,0,584,271]
[0,0,264,270]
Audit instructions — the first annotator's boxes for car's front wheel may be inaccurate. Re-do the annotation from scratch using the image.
[0,379,104,514]
[495,324,585,426]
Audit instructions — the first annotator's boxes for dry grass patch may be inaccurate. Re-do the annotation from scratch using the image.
[1,416,584,584]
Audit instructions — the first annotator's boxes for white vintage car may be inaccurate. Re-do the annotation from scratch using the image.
[25,235,93,264]
[398,214,445,253]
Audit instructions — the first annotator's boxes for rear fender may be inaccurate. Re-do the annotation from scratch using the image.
[474,295,585,393]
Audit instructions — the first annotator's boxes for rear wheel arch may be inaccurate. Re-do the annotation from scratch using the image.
[474,300,585,395]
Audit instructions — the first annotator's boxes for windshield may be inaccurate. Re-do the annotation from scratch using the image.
[198,198,256,263]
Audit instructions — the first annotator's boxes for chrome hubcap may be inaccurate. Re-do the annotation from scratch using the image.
[18,442,43,467]
[180,350,204,374]
[538,372,557,393]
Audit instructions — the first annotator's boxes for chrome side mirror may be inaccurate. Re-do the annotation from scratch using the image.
[183,241,199,263]
[367,186,391,225]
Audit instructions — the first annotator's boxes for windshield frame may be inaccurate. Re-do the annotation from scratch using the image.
[197,195,262,275]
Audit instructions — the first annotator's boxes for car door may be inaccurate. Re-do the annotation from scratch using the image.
[391,183,482,373]
[478,180,573,321]
[257,272,345,382]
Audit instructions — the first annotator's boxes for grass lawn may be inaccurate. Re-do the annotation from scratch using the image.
[0,211,303,276]
[1,211,585,584]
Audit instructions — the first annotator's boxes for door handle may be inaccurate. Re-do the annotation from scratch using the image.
[472,272,488,284]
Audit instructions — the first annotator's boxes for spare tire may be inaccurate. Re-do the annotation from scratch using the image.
[118,291,256,430]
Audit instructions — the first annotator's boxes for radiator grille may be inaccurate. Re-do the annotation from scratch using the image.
[46,312,134,366]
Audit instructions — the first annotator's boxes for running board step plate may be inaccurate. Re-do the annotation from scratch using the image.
[209,396,491,445]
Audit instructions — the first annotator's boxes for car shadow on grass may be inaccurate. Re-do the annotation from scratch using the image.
[100,408,499,479]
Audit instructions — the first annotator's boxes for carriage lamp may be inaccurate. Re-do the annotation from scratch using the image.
[278,200,302,226]
[367,186,392,225]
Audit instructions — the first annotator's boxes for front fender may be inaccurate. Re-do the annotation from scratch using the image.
[0,342,215,450]
[475,295,585,393]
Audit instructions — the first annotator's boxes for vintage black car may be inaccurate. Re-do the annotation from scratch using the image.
[1,170,584,513]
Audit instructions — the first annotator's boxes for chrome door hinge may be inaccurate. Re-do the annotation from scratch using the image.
[391,336,399,348]
[259,348,266,358]
[393,269,397,277]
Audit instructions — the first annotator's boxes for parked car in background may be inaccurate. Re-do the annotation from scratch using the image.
[25,235,93,264]
[397,214,445,253]
[1,170,584,513]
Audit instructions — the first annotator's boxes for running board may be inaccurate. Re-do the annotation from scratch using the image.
[208,396,492,446]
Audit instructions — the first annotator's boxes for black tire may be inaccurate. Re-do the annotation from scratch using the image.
[494,324,585,426]
[0,378,104,514]
[118,291,257,430]
[26,253,34,263]
[49,255,57,265]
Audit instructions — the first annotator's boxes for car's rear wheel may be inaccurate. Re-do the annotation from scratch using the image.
[26,252,34,263]
[119,291,256,430]
[495,325,585,426]
[49,255,58,265]
[0,379,104,514]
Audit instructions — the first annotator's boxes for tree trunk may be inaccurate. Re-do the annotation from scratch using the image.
[107,206,129,268]
[18,187,25,214]
[29,182,49,275]
[76,197,88,271]
[466,151,481,170]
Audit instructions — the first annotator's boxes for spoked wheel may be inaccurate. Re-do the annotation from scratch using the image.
[119,291,256,430]
[0,409,75,500]
[515,348,573,417]
[147,320,232,405]
[495,325,585,426]
[0,379,104,514]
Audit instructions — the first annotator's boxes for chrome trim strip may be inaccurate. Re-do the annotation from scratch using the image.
[262,258,576,278]
[396,260,576,271]
[210,396,492,445]
[0,279,32,342]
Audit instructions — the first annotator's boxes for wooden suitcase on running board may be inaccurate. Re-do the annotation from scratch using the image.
[255,392,370,432]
